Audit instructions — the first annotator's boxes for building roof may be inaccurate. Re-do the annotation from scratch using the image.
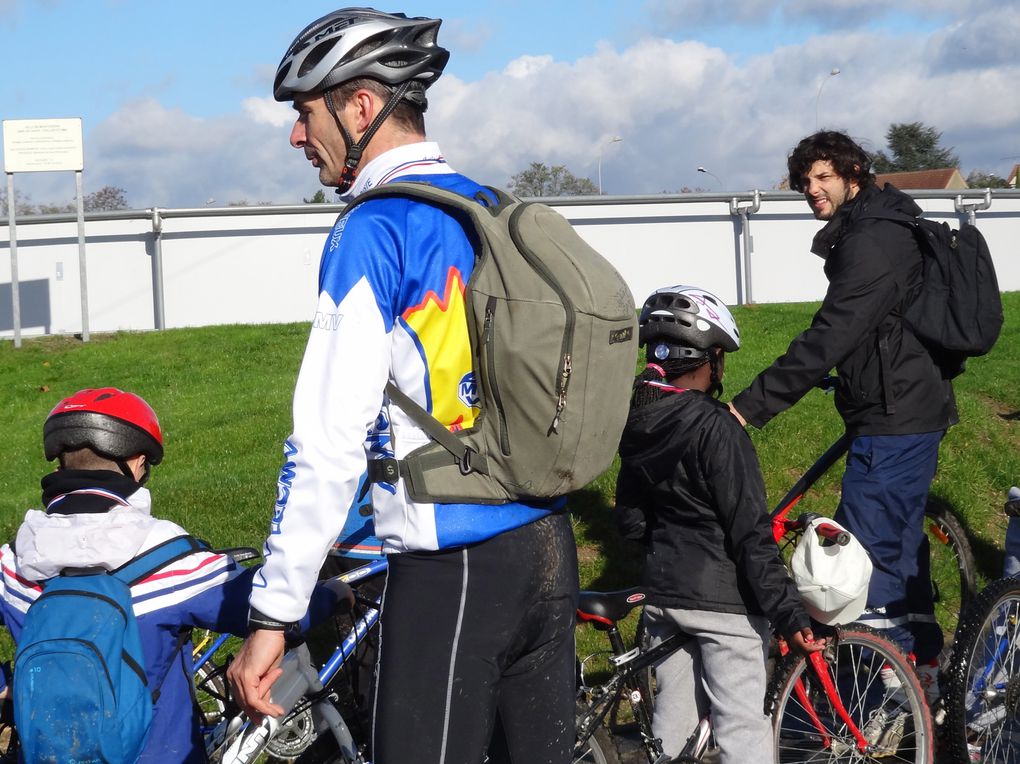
[874,168,967,190]
[1008,164,1020,188]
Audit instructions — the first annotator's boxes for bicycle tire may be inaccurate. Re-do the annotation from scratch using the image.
[925,501,978,641]
[942,576,1020,764]
[769,625,934,763]
[195,659,231,727]
[573,722,623,764]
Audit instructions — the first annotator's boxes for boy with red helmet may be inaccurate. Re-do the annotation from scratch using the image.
[0,388,351,763]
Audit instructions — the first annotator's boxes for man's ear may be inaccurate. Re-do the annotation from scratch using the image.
[352,88,379,134]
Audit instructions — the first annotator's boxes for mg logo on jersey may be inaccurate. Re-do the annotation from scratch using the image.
[458,372,480,408]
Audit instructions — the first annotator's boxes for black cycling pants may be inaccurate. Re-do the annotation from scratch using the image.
[371,512,579,764]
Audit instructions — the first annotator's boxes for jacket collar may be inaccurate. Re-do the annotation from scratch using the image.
[42,470,145,515]
[340,141,453,203]
[810,183,876,257]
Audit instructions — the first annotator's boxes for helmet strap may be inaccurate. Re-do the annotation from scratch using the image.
[115,457,150,485]
[325,80,415,195]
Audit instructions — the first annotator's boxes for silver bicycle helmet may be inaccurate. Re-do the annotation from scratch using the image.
[639,285,741,359]
[273,8,449,106]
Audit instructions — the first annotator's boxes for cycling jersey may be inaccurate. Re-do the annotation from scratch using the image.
[0,470,339,763]
[251,142,560,622]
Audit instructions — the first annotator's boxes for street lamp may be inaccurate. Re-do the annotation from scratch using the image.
[815,68,841,130]
[697,166,722,190]
[597,136,623,194]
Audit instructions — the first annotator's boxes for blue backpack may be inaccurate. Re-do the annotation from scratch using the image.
[13,535,204,764]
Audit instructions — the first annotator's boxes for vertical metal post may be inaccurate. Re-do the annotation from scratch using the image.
[150,208,166,330]
[6,173,21,348]
[729,191,761,305]
[955,189,992,227]
[75,170,89,342]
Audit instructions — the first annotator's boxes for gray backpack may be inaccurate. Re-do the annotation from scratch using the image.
[348,182,637,504]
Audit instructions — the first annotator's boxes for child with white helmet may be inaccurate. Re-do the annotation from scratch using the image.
[614,285,823,763]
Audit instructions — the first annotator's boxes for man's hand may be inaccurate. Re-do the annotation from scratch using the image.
[789,627,826,657]
[226,628,287,723]
[727,401,747,427]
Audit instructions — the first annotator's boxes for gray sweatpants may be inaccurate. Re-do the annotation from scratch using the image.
[644,605,772,762]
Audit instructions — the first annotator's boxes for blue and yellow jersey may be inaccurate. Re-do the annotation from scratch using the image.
[252,143,558,621]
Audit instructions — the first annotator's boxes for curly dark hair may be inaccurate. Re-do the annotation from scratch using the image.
[787,131,874,192]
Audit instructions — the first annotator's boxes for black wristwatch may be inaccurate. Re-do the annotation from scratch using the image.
[247,606,298,632]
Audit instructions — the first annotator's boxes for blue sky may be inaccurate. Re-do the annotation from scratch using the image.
[2,0,1017,207]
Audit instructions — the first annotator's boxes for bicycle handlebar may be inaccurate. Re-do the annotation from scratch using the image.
[796,512,850,546]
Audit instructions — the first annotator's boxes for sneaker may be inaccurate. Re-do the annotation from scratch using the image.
[915,661,946,724]
[1005,487,1020,518]
[968,742,982,762]
[863,705,908,758]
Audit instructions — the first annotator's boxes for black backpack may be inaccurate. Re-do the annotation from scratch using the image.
[862,210,1003,377]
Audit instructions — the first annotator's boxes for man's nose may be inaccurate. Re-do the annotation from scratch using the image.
[290,120,305,149]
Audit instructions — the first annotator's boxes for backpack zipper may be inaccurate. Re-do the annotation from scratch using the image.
[507,204,575,435]
[482,296,512,456]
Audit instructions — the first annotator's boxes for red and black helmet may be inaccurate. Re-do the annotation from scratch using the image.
[43,388,164,464]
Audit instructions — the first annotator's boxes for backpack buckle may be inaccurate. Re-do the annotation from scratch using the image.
[458,448,476,476]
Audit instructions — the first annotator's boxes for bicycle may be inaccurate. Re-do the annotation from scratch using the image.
[574,562,934,763]
[574,527,933,762]
[574,428,944,763]
[200,557,388,764]
[939,487,1020,764]
[772,432,977,644]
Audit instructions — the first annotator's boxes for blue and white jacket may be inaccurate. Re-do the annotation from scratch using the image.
[252,142,560,622]
[0,470,339,763]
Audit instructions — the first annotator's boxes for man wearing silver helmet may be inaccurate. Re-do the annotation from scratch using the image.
[227,9,579,763]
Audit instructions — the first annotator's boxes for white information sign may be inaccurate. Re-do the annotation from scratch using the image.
[3,118,84,173]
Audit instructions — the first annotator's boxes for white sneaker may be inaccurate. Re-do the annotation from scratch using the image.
[915,661,941,708]
[863,705,908,758]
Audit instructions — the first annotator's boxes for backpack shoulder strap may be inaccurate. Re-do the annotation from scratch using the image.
[109,535,208,701]
[346,181,514,218]
[111,535,207,587]
[855,207,922,227]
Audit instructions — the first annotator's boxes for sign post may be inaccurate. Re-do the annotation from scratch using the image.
[2,117,88,346]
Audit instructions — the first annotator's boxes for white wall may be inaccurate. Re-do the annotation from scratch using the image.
[2,190,1018,338]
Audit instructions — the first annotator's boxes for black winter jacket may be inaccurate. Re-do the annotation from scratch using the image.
[615,389,810,641]
[732,183,957,435]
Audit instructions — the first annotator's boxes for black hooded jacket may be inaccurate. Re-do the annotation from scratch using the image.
[615,389,810,641]
[732,183,957,435]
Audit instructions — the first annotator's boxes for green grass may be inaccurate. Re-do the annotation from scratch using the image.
[2,295,1018,663]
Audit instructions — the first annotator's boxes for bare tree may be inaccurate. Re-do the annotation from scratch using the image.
[0,187,37,216]
[508,163,598,197]
[83,186,129,212]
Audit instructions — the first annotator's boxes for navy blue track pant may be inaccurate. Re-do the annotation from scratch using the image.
[834,431,943,663]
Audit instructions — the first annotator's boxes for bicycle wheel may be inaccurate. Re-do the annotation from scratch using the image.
[942,577,1020,764]
[194,659,231,727]
[573,723,622,764]
[769,625,934,763]
[926,501,978,641]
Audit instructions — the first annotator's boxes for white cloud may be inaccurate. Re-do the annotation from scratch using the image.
[503,54,554,79]
[48,8,1020,208]
[243,96,294,128]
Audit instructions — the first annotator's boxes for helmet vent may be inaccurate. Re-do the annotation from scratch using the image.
[298,40,338,78]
